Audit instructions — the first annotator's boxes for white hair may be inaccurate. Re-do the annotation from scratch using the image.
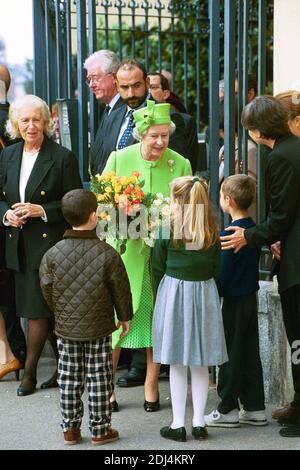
[83,50,120,74]
[132,121,176,141]
[6,94,53,140]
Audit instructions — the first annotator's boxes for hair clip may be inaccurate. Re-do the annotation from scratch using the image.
[192,177,200,185]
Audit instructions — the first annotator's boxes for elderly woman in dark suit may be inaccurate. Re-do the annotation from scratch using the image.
[0,94,82,396]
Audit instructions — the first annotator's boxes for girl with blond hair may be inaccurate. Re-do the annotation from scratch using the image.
[152,176,228,442]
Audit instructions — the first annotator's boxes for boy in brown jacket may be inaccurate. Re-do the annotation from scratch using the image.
[39,189,133,446]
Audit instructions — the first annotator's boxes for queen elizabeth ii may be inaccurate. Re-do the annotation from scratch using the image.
[102,100,192,411]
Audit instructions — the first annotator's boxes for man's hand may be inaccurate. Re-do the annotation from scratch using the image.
[220,226,247,253]
[271,241,281,261]
[117,321,130,338]
[12,202,45,220]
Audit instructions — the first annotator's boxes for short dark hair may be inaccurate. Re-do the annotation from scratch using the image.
[147,72,170,91]
[241,95,290,140]
[117,59,147,80]
[62,189,97,227]
[222,174,256,210]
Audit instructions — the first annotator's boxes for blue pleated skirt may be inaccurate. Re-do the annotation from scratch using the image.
[152,275,228,366]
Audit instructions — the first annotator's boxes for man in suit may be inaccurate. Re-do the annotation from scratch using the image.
[220,96,300,438]
[148,72,199,172]
[84,50,123,176]
[95,58,195,175]
[0,64,27,368]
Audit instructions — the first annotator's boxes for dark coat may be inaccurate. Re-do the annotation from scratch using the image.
[91,99,198,175]
[39,229,133,341]
[90,96,124,176]
[245,135,300,293]
[0,136,83,272]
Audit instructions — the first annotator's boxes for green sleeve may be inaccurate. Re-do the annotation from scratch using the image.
[213,242,222,279]
[102,151,117,174]
[152,237,168,293]
[183,158,193,176]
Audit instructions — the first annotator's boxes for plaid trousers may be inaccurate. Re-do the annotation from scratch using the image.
[57,336,113,438]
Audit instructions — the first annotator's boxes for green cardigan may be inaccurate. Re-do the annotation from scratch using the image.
[103,143,192,315]
[152,237,221,293]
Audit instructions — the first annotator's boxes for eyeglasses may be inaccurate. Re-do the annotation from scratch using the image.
[85,73,112,86]
[149,84,162,90]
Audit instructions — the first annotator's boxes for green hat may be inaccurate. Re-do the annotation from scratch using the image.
[133,100,171,135]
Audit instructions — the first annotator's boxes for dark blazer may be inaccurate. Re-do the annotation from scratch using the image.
[92,100,197,175]
[0,136,83,272]
[245,135,300,293]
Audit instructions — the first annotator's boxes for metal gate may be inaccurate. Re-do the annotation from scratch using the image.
[32,0,273,221]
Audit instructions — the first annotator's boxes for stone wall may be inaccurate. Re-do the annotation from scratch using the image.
[258,281,293,405]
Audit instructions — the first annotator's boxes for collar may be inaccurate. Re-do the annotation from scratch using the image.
[63,229,99,239]
[108,93,120,110]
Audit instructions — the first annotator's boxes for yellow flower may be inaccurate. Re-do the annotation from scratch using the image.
[114,194,120,203]
[97,194,105,202]
[120,176,129,185]
[114,184,122,193]
[130,175,137,184]
[105,186,112,193]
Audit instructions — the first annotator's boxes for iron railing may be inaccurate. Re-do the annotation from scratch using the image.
[33,0,273,260]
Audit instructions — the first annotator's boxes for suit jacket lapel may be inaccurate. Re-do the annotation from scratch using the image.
[25,137,54,202]
[6,141,23,203]
[108,105,127,149]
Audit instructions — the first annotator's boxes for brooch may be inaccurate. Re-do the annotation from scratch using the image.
[167,159,175,173]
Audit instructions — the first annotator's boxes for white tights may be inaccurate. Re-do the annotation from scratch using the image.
[169,364,209,429]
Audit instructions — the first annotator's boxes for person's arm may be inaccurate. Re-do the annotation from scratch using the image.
[245,154,299,247]
[39,251,54,312]
[183,158,193,176]
[221,154,300,252]
[106,249,133,323]
[102,151,117,174]
[152,237,168,293]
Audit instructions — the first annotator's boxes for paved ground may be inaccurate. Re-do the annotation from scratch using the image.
[0,358,299,451]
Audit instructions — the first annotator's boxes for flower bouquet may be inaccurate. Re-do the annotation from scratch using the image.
[90,171,170,253]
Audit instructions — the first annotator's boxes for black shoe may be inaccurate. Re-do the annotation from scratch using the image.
[110,400,119,412]
[17,381,37,397]
[160,426,186,442]
[278,408,300,426]
[144,394,160,412]
[117,368,146,387]
[279,424,300,437]
[192,426,208,440]
[40,371,58,389]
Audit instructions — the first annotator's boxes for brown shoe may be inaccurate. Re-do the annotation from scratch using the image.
[272,404,296,420]
[63,428,82,445]
[91,428,119,446]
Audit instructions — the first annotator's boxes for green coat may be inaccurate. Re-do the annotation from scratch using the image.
[103,143,192,348]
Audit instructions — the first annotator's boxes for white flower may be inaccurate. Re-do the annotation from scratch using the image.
[153,199,162,206]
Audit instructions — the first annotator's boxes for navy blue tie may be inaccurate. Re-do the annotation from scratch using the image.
[117,110,134,149]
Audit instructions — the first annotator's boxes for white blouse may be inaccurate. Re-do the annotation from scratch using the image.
[19,150,39,202]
